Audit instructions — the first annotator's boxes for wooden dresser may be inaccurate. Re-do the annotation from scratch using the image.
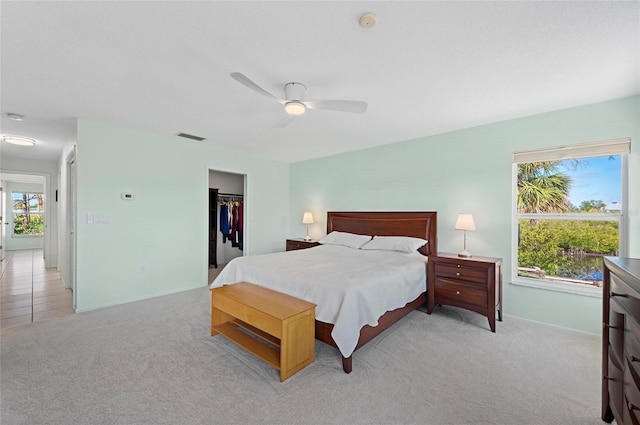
[427,252,502,332]
[602,257,640,424]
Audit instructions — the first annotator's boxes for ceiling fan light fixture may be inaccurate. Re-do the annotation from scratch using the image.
[285,101,306,116]
[2,135,36,146]
[230,73,367,127]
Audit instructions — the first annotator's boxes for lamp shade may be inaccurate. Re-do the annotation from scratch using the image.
[302,212,314,224]
[455,213,476,231]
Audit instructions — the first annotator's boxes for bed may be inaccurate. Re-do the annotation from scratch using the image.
[210,211,438,373]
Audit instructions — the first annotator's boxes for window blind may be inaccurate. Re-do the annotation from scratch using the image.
[513,138,630,163]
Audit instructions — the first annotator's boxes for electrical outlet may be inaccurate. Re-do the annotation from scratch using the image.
[139,264,147,273]
[86,213,94,224]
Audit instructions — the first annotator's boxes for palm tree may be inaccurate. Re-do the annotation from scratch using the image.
[517,161,572,213]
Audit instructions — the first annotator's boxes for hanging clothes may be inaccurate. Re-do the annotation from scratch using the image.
[220,203,230,243]
[218,195,243,249]
[231,202,239,247]
[236,202,243,251]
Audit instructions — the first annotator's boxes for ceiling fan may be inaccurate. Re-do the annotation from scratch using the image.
[230,72,368,127]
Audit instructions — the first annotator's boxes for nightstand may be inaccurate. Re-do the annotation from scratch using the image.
[427,252,503,332]
[286,238,320,251]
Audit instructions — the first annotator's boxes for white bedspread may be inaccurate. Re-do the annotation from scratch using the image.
[209,244,427,358]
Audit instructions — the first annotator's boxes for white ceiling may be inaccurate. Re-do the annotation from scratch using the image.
[1,1,638,164]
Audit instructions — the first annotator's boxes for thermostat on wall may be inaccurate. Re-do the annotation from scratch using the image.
[121,192,136,200]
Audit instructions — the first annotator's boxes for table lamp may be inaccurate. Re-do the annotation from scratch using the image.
[455,213,476,258]
[302,212,314,241]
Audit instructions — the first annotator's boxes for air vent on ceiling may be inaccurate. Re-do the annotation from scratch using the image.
[176,132,205,141]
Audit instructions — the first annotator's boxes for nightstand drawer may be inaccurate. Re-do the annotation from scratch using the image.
[434,263,486,285]
[286,239,320,251]
[434,277,487,309]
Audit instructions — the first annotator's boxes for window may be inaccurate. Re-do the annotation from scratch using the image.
[12,192,44,236]
[512,139,630,297]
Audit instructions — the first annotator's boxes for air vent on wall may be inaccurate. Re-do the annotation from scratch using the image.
[176,132,205,141]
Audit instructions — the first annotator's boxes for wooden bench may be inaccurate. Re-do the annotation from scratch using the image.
[210,282,316,382]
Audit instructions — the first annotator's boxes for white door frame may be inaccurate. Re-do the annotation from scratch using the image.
[68,153,77,308]
[0,181,6,261]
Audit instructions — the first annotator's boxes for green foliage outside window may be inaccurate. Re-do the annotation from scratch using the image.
[518,219,619,279]
[14,214,44,235]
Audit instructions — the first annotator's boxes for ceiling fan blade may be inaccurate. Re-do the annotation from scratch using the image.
[273,114,296,128]
[304,100,368,114]
[230,72,284,104]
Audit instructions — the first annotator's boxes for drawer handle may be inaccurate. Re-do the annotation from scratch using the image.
[456,272,460,276]
[629,401,640,411]
[456,291,460,295]
[457,264,461,268]
[611,292,629,298]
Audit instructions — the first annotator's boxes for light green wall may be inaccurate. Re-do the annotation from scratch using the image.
[290,95,640,334]
[75,120,289,312]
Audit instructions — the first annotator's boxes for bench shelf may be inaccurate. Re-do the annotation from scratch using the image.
[211,282,316,382]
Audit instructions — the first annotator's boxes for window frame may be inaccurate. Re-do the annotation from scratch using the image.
[511,139,630,298]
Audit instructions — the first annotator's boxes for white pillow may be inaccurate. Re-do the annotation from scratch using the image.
[360,236,428,253]
[318,231,372,249]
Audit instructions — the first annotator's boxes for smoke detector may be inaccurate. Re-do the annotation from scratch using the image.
[359,12,377,28]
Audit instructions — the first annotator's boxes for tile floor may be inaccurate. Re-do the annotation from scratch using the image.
[0,252,222,330]
[0,249,73,329]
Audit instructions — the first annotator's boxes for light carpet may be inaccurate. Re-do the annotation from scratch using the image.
[1,287,603,425]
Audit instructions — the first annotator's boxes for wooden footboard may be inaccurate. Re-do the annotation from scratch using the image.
[315,292,426,373]
[315,211,436,374]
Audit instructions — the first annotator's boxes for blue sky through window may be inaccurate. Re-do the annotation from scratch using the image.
[12,193,44,212]
[557,155,621,209]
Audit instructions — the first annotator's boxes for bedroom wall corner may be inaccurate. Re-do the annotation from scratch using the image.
[289,95,640,334]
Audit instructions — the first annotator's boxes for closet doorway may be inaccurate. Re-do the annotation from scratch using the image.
[208,170,245,283]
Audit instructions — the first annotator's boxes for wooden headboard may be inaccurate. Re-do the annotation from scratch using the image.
[326,211,437,256]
